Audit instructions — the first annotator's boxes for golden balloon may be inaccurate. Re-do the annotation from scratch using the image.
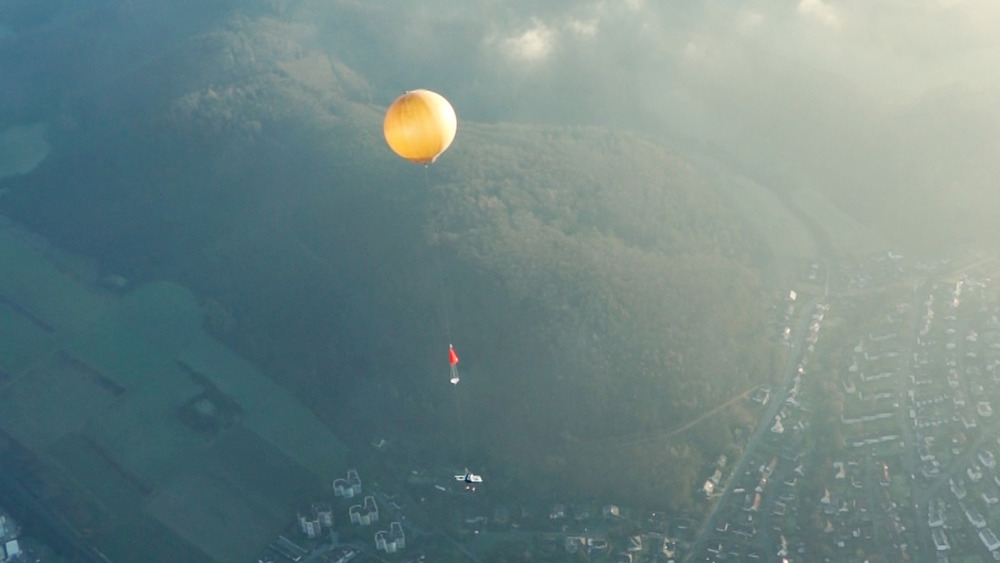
[383,89,457,164]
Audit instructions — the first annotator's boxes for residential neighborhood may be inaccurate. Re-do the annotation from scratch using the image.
[685,250,1000,563]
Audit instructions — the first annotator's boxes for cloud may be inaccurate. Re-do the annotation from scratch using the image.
[797,0,841,29]
[501,19,557,62]
[737,10,765,32]
[567,17,599,37]
[623,0,644,11]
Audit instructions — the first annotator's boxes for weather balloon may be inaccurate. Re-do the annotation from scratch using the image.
[383,89,457,164]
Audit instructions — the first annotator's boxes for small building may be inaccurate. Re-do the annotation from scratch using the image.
[389,522,405,550]
[375,531,393,554]
[349,496,379,526]
[971,463,985,482]
[3,539,20,561]
[932,528,950,552]
[962,413,978,430]
[950,477,967,500]
[564,536,585,554]
[313,503,334,528]
[980,402,994,418]
[981,449,997,469]
[928,503,944,528]
[334,469,363,499]
[963,502,987,528]
[980,528,1000,552]
[588,537,609,554]
[298,513,322,539]
[375,522,406,554]
[751,387,771,405]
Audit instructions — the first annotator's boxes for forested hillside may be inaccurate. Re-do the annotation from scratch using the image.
[0,1,775,507]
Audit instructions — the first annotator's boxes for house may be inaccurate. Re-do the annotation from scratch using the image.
[948,369,961,389]
[771,417,784,434]
[389,522,405,550]
[349,496,379,526]
[588,537,609,554]
[928,503,944,528]
[564,536,585,554]
[334,469,363,499]
[980,401,994,418]
[347,470,362,495]
[702,469,722,497]
[626,535,642,552]
[375,522,406,554]
[981,449,997,469]
[375,531,394,554]
[954,390,967,407]
[833,461,846,479]
[878,462,891,487]
[980,528,1000,552]
[952,432,968,455]
[962,413,978,430]
[950,477,967,500]
[751,387,771,405]
[970,463,985,482]
[661,538,676,557]
[701,479,715,497]
[313,503,334,528]
[962,502,987,528]
[298,513,322,539]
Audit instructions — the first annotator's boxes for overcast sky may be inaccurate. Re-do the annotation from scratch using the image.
[334,0,1000,248]
[341,0,999,151]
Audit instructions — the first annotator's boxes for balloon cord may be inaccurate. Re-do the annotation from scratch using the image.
[425,167,466,461]
[454,376,468,460]
[426,167,452,342]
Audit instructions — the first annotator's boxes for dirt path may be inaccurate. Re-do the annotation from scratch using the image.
[580,386,756,451]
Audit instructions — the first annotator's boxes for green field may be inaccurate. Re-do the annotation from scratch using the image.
[0,219,351,562]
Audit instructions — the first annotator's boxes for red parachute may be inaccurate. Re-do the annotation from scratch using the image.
[449,344,460,384]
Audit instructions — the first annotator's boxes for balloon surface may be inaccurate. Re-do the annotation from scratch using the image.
[383,89,457,164]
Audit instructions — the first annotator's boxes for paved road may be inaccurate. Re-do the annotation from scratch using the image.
[894,280,934,563]
[684,292,825,561]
